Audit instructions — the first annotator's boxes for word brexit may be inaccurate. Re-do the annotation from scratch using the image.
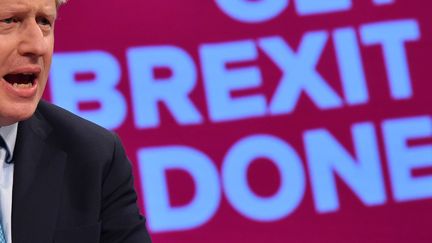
[50,19,419,130]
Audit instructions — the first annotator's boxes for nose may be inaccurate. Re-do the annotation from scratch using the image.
[18,20,50,58]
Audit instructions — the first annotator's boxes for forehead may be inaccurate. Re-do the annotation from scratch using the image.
[0,0,56,15]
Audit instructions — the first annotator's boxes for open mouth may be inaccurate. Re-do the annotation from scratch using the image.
[3,73,37,88]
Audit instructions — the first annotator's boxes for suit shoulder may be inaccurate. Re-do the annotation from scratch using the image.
[35,100,116,147]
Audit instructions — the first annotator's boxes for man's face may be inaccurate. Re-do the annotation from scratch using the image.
[0,0,56,126]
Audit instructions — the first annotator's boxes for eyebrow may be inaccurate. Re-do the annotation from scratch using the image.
[0,4,57,18]
[41,10,58,20]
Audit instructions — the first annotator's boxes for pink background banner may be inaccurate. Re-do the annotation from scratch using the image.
[46,1,432,242]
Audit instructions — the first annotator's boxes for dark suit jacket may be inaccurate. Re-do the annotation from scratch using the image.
[11,100,152,243]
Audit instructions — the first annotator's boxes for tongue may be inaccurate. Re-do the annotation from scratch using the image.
[4,74,34,84]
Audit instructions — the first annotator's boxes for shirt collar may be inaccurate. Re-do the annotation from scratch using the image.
[0,123,18,163]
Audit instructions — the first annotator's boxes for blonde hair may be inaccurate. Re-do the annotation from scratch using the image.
[56,0,68,7]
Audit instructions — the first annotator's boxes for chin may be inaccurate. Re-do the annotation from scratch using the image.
[0,102,38,126]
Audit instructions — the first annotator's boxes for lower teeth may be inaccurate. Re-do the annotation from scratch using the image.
[13,83,32,88]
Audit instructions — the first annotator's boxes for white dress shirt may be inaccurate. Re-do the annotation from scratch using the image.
[0,123,17,243]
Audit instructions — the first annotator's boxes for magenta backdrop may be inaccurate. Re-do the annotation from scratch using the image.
[46,1,432,242]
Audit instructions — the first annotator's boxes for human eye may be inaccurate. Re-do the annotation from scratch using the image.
[36,16,55,33]
[36,16,52,27]
[0,17,19,24]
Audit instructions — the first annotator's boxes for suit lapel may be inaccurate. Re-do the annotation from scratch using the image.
[12,113,67,243]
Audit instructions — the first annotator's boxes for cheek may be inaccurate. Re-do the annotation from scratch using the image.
[37,74,48,99]
[38,78,48,95]
[44,35,54,63]
[45,44,54,66]
[42,38,54,93]
[0,44,15,70]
